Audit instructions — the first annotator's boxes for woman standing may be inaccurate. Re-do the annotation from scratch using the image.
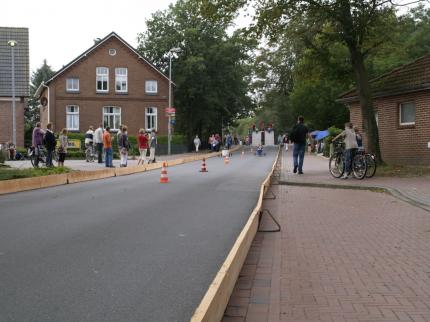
[58,128,68,167]
[137,129,149,165]
[193,135,201,152]
[120,125,129,167]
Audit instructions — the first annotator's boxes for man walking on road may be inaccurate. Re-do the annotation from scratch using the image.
[290,115,309,174]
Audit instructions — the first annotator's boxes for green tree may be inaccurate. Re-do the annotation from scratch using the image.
[202,0,427,162]
[137,0,255,144]
[27,60,55,125]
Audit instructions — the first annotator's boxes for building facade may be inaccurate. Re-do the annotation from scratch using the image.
[338,54,430,165]
[37,32,170,136]
[0,27,29,148]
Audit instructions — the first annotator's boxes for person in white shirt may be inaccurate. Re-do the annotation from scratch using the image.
[93,124,104,163]
[84,126,94,162]
[193,135,201,152]
[333,122,358,179]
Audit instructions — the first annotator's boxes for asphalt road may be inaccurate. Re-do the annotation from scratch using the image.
[0,147,277,322]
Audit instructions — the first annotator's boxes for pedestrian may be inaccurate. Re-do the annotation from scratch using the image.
[31,122,45,167]
[137,129,148,165]
[149,130,157,164]
[85,125,94,162]
[290,116,309,174]
[58,128,68,167]
[284,134,289,151]
[333,122,358,179]
[212,136,219,152]
[226,134,233,150]
[193,135,201,152]
[94,123,104,163]
[215,133,221,152]
[103,126,113,168]
[44,122,57,167]
[208,135,214,152]
[119,125,129,167]
[116,125,123,157]
[354,127,363,151]
[278,134,283,146]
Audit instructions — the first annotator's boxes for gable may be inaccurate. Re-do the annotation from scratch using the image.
[43,32,169,87]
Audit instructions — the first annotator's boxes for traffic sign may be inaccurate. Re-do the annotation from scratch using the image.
[165,107,176,114]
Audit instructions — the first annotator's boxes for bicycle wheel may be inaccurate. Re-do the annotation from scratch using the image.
[365,154,376,178]
[352,154,367,180]
[329,153,344,178]
[30,154,36,167]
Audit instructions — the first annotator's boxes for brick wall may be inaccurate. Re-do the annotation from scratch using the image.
[349,91,430,165]
[40,36,169,135]
[0,98,25,147]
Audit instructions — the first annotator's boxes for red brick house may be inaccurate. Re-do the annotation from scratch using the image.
[36,32,170,136]
[338,54,430,165]
[0,27,29,148]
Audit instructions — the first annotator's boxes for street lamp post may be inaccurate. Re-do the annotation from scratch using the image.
[168,47,180,155]
[8,40,18,147]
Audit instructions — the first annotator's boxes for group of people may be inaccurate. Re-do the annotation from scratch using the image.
[31,122,68,167]
[206,133,236,152]
[31,122,158,168]
[289,115,363,179]
[84,124,158,168]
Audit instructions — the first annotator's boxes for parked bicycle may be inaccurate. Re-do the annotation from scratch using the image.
[329,141,367,179]
[28,146,58,168]
[357,149,377,178]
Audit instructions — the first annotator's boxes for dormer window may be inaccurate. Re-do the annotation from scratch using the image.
[66,78,79,92]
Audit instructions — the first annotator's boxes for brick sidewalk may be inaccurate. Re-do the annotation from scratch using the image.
[280,147,430,212]
[223,184,430,322]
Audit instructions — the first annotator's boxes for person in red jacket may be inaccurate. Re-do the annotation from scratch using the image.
[137,129,149,165]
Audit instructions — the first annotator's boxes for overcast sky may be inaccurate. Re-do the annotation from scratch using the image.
[3,0,176,74]
[3,0,418,76]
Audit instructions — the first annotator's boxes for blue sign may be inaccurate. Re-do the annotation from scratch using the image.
[170,119,176,125]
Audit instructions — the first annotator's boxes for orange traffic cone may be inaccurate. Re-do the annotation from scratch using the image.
[160,162,169,183]
[200,158,208,172]
[224,155,230,165]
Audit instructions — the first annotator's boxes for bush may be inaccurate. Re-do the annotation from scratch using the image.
[323,126,343,157]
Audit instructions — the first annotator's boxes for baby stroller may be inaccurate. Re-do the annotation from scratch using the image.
[255,145,266,157]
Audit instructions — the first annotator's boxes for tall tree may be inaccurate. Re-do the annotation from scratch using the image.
[27,60,55,125]
[137,0,255,143]
[201,0,427,162]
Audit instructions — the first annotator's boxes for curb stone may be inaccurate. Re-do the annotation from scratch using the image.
[0,146,241,195]
[278,180,430,213]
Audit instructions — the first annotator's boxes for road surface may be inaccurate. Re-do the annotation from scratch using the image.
[0,147,277,322]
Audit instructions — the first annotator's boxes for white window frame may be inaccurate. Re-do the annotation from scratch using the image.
[96,67,109,92]
[145,80,158,94]
[66,105,79,131]
[145,107,158,131]
[115,68,128,93]
[399,102,416,126]
[103,106,121,130]
[66,78,79,92]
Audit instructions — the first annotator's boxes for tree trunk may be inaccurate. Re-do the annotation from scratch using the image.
[349,48,383,163]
